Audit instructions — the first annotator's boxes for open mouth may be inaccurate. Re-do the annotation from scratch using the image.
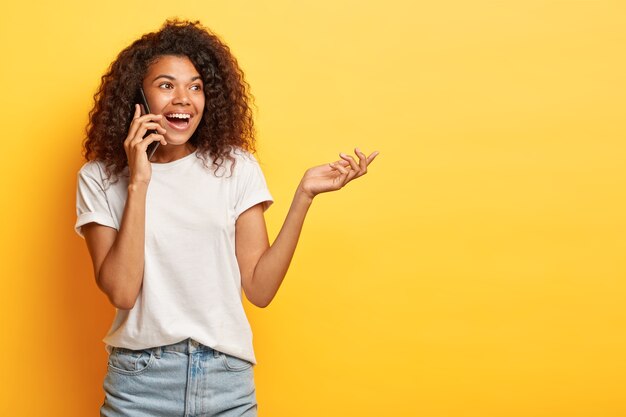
[164,113,191,129]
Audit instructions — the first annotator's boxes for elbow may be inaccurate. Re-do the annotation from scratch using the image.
[252,299,272,309]
[246,291,274,308]
[97,276,138,310]
[108,286,139,310]
[242,272,282,309]
[110,295,137,310]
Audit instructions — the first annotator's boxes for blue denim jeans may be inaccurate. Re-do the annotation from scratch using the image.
[100,338,257,417]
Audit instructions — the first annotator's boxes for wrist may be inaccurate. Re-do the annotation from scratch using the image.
[295,184,314,205]
[128,181,149,193]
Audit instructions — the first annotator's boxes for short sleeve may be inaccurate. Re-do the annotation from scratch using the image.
[75,162,117,238]
[233,152,274,219]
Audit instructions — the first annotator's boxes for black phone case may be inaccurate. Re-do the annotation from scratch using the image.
[139,87,160,159]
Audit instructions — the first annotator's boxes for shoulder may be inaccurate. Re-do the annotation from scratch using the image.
[228,148,264,175]
[230,148,269,169]
[230,148,259,164]
[78,160,106,180]
[77,160,125,188]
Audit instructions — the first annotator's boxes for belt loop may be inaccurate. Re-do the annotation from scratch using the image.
[213,349,220,358]
[153,346,162,359]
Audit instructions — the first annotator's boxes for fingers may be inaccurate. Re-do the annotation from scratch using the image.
[355,147,379,174]
[125,105,142,144]
[354,147,368,175]
[129,123,166,147]
[328,161,351,188]
[135,119,165,141]
[366,150,380,164]
[134,133,166,152]
[339,152,358,169]
[336,147,379,184]
[329,161,349,175]
[125,110,164,147]
[303,148,378,197]
[127,104,143,140]
[339,153,359,182]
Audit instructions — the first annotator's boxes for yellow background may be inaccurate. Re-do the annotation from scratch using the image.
[1,1,625,416]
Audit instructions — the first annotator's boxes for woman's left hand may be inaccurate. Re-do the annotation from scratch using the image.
[298,147,379,200]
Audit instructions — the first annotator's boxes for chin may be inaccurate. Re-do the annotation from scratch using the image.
[165,137,191,146]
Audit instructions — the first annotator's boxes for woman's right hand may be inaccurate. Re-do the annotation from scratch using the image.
[123,104,167,185]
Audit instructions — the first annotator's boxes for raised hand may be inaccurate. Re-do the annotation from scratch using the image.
[298,148,379,199]
[123,104,167,185]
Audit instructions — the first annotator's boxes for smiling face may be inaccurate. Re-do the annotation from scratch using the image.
[142,55,205,148]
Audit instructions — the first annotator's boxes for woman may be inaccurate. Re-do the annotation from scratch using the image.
[75,19,378,417]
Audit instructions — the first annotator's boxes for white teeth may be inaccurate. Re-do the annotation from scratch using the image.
[167,113,191,119]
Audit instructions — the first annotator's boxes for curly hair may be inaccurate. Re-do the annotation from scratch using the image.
[83,19,256,178]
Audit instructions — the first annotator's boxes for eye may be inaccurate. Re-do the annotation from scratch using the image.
[158,82,173,89]
[190,84,203,91]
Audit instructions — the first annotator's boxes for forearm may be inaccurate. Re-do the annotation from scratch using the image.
[98,182,148,309]
[247,186,313,307]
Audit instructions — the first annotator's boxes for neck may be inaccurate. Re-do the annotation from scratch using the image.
[149,143,196,163]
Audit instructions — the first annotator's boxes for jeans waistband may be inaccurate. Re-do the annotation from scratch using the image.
[112,338,218,360]
[159,338,217,356]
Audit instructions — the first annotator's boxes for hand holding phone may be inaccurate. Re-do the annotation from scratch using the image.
[139,87,160,160]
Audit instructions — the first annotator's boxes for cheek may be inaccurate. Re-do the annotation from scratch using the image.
[196,99,206,116]
[149,95,170,113]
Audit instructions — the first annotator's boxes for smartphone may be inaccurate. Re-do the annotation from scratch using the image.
[138,87,160,160]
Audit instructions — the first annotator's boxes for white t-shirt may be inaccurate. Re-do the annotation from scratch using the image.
[75,149,273,364]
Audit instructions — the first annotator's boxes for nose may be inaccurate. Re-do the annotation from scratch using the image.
[172,89,190,105]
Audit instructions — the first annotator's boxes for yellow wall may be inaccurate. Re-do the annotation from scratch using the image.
[1,1,625,416]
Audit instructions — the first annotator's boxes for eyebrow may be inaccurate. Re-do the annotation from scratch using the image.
[151,74,202,82]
